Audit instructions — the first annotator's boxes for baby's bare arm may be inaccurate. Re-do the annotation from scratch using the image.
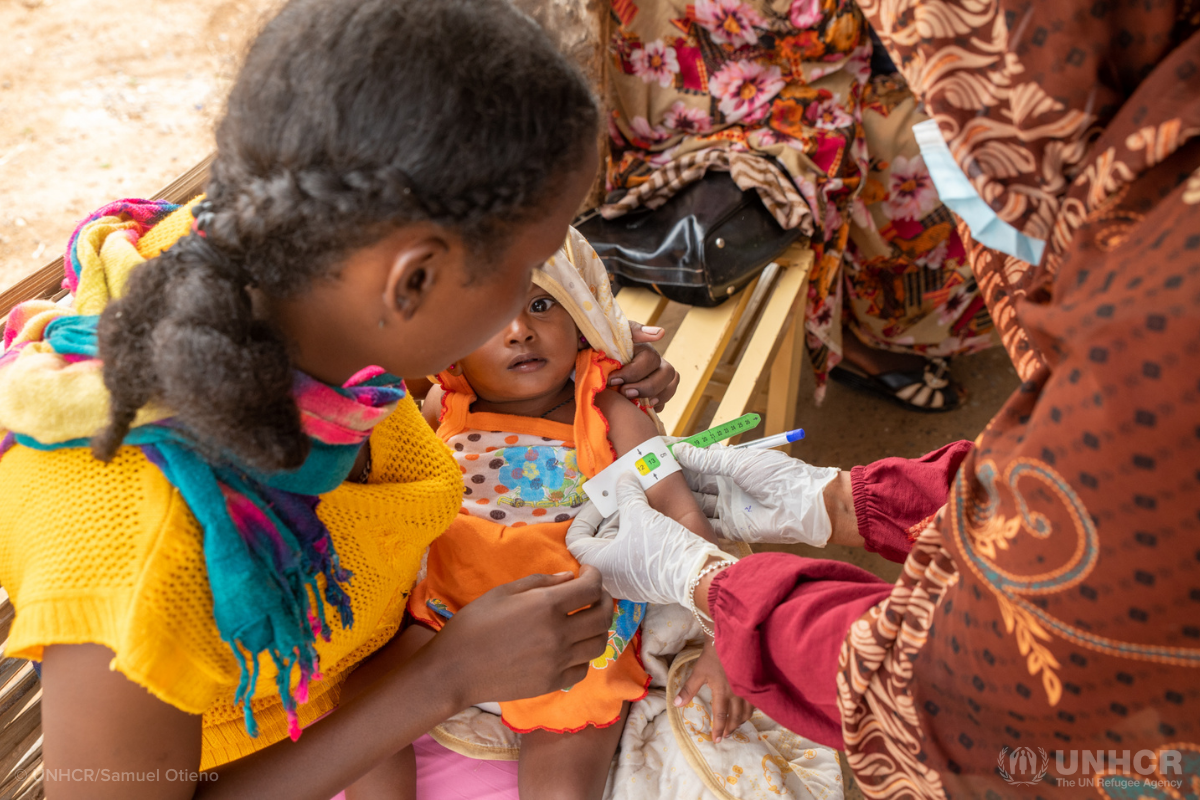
[420,384,443,430]
[594,390,717,544]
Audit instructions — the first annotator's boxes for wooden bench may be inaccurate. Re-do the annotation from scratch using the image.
[616,242,813,447]
[0,590,39,800]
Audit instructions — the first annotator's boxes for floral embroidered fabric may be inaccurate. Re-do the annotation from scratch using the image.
[450,429,586,526]
[599,0,995,397]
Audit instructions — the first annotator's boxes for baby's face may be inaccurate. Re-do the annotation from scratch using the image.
[458,283,580,404]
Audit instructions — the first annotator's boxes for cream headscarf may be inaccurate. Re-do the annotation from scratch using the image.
[533,227,635,364]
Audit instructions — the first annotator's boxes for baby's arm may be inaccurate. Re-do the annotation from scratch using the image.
[420,383,444,430]
[596,390,752,741]
[594,391,717,544]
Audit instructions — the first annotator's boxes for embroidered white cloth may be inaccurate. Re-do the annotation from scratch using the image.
[428,546,845,800]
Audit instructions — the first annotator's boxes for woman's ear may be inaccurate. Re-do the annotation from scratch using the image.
[382,235,452,322]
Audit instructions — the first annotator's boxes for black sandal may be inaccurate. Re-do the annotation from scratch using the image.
[830,357,963,413]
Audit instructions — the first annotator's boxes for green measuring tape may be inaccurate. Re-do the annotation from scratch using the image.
[666,412,761,454]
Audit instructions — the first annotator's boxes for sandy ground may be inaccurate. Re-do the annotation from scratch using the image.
[0,0,278,293]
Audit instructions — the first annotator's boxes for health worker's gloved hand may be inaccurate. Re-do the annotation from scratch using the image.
[565,474,731,607]
[672,442,840,546]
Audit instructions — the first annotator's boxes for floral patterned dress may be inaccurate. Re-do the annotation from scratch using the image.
[598,0,996,397]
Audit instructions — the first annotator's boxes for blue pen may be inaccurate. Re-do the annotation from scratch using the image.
[728,427,805,450]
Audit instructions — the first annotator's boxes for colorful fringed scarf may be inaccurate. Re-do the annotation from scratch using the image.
[0,198,406,740]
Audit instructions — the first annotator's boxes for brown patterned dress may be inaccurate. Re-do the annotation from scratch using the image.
[708,1,1200,797]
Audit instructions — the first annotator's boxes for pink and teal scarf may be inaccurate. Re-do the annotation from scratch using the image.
[0,199,405,740]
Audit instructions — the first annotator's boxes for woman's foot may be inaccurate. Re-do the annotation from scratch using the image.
[833,331,964,412]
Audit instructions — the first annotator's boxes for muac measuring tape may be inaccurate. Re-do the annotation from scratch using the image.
[581,413,761,517]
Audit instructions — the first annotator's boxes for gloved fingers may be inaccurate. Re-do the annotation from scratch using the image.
[689,484,746,541]
[563,534,606,568]
[691,490,719,518]
[595,509,623,541]
[564,505,607,562]
[615,473,695,544]
[566,501,604,537]
[671,442,724,476]
[672,443,779,501]
[681,464,720,496]
[613,472,653,516]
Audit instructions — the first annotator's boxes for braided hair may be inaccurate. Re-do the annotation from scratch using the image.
[94,0,598,471]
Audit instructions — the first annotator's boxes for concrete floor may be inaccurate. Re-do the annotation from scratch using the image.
[757,344,1020,797]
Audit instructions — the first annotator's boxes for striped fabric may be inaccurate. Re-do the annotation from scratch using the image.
[600,146,813,233]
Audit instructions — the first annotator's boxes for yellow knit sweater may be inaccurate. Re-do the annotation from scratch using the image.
[0,393,462,769]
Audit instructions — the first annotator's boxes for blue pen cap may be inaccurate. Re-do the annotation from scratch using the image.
[786,429,806,442]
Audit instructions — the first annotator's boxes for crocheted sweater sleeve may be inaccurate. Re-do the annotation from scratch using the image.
[0,392,462,768]
[349,393,464,571]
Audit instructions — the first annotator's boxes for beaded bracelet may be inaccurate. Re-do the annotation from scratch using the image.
[687,557,736,638]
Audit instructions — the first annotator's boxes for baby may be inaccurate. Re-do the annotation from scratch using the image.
[399,229,749,800]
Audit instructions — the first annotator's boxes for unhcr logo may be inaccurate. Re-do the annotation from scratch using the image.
[997,747,1048,786]
[996,746,1187,790]
[1053,748,1184,790]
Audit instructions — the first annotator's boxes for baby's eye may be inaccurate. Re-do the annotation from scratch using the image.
[530,297,556,313]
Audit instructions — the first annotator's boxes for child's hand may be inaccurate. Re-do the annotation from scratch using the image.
[673,639,755,743]
[608,322,677,410]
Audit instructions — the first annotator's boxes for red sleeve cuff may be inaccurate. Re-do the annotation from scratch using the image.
[850,440,972,562]
[707,552,892,749]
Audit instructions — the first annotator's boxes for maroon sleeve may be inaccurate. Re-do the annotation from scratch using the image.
[849,440,972,563]
[708,552,892,750]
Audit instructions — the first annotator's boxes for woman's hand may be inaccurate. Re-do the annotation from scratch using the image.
[674,639,754,743]
[672,443,851,547]
[609,322,678,411]
[565,474,729,606]
[423,567,614,708]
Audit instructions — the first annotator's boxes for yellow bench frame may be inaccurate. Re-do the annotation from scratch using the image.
[617,243,813,445]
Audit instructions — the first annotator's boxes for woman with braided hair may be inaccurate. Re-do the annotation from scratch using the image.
[0,0,680,798]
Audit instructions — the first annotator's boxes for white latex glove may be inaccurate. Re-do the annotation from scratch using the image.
[672,442,840,546]
[565,473,731,607]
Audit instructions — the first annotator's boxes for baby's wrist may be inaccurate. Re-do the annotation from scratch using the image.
[688,555,735,632]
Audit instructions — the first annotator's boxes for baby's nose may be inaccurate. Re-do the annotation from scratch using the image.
[506,316,536,343]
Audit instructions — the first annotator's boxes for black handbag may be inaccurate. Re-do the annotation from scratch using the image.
[576,171,803,307]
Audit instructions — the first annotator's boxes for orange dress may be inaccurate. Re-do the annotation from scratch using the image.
[408,349,650,733]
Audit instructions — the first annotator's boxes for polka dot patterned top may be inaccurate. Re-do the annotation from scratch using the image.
[451,429,587,527]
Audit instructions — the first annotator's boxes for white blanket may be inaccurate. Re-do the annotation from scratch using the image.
[430,600,844,800]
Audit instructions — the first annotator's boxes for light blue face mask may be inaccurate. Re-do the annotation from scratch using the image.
[911,119,1046,266]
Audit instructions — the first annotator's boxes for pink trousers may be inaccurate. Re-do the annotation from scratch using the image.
[330,734,519,800]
